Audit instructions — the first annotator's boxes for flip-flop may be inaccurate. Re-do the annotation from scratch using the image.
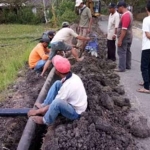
[137,88,150,94]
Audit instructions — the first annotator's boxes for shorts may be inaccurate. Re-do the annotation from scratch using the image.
[49,41,72,60]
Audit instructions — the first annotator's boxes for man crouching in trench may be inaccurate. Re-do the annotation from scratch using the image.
[28,55,87,125]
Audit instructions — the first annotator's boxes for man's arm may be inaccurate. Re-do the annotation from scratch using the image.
[41,60,51,76]
[118,29,127,46]
[77,35,90,41]
[145,32,150,39]
[88,17,93,32]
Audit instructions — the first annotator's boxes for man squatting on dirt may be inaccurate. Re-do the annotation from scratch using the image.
[41,22,90,76]
[28,38,51,72]
[28,55,87,125]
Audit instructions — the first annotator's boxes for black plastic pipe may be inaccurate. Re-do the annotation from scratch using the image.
[17,67,55,150]
[0,108,30,117]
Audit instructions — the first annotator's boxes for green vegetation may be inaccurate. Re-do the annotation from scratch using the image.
[48,0,78,27]
[0,24,53,91]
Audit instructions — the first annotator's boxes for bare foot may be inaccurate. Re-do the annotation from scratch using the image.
[31,116,44,124]
[35,102,43,109]
[137,88,150,94]
[28,109,38,117]
[77,56,84,62]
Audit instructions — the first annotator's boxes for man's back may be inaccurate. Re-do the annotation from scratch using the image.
[55,73,87,114]
[29,43,49,68]
[51,28,78,44]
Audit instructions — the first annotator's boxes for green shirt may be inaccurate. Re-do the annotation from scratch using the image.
[79,7,92,28]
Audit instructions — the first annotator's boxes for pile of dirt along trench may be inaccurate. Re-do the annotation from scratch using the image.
[41,21,150,150]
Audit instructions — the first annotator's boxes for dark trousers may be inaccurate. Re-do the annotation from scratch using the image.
[107,39,116,61]
[141,50,150,90]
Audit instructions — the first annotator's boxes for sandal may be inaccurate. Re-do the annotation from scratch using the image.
[137,88,150,94]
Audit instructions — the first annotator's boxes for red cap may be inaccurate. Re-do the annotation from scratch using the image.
[52,55,71,73]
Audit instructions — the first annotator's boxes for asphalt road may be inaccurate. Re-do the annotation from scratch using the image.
[98,19,150,150]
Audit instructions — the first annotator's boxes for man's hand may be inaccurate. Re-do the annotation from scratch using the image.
[112,35,116,40]
[118,39,122,47]
[86,37,90,40]
[87,28,91,33]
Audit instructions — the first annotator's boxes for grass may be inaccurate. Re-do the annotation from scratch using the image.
[0,24,55,93]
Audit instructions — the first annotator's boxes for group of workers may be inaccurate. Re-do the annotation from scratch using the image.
[28,0,92,125]
[107,1,150,94]
[27,0,150,125]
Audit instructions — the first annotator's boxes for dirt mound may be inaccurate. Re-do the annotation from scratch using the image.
[41,27,138,150]
[0,67,45,150]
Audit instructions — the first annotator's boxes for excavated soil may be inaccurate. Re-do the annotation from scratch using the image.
[0,20,150,150]
[41,24,139,150]
[0,67,46,150]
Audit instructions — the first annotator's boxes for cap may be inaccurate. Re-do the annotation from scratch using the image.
[39,38,50,44]
[108,3,116,8]
[62,22,70,27]
[117,1,127,8]
[52,55,71,74]
[47,31,55,36]
[75,0,83,7]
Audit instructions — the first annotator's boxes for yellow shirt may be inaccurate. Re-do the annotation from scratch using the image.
[28,43,50,68]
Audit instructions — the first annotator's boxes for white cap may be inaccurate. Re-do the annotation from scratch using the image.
[75,0,83,7]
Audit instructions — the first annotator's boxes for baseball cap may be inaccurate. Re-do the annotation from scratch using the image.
[108,3,116,8]
[117,1,127,8]
[52,55,71,74]
[75,0,83,7]
[39,38,50,44]
[62,22,70,27]
[47,31,55,36]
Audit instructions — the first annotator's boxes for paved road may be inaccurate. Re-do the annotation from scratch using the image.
[98,19,150,150]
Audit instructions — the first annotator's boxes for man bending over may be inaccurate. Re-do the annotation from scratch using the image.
[41,21,90,76]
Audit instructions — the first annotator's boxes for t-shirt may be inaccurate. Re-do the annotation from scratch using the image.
[142,16,150,50]
[79,6,92,28]
[107,11,120,40]
[28,43,50,68]
[117,11,133,41]
[55,73,87,114]
[51,28,78,45]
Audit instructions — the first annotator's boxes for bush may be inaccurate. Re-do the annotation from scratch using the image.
[49,0,78,27]
[0,7,43,24]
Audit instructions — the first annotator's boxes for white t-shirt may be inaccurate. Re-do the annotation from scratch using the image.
[107,11,120,40]
[55,73,87,114]
[142,16,150,50]
[51,28,78,45]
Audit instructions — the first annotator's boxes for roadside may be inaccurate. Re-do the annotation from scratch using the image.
[99,16,150,150]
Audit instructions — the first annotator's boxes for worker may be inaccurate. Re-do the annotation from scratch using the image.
[40,21,90,76]
[107,3,120,61]
[75,0,92,49]
[41,30,55,48]
[28,38,50,72]
[28,55,87,125]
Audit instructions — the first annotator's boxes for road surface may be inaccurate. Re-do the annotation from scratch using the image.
[98,18,150,150]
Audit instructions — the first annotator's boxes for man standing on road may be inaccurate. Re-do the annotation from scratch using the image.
[115,1,133,72]
[41,22,90,76]
[107,3,120,61]
[28,55,87,125]
[75,0,92,49]
[138,1,150,94]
